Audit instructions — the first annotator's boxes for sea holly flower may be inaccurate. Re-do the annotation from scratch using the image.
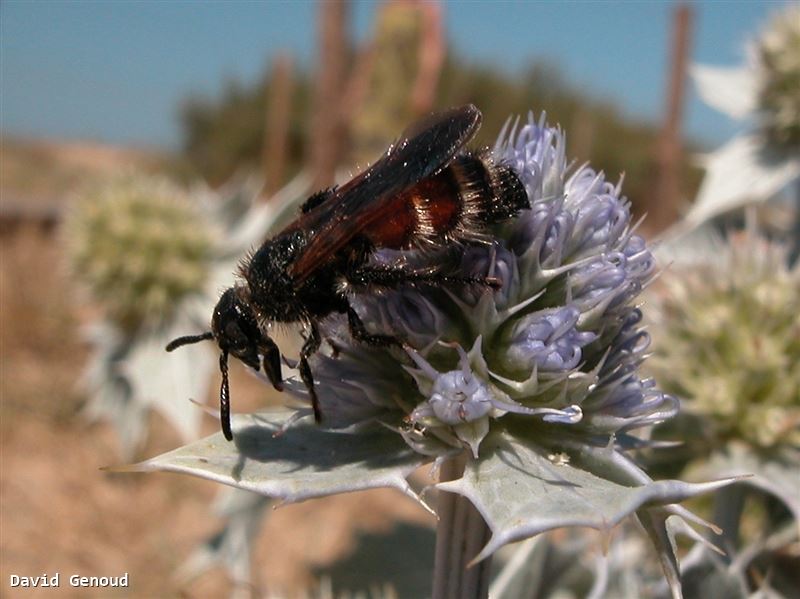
[137,112,734,596]
[686,4,800,228]
[650,233,800,453]
[505,305,596,372]
[66,174,216,331]
[648,233,800,523]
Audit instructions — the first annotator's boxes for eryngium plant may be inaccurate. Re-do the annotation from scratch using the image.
[647,233,800,588]
[757,4,800,149]
[651,234,800,450]
[66,174,215,331]
[139,113,732,597]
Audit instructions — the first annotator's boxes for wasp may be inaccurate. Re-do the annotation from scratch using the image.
[167,104,528,440]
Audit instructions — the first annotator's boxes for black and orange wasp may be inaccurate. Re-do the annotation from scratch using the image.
[166,104,528,440]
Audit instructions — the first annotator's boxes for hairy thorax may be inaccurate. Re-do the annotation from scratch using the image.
[244,230,346,323]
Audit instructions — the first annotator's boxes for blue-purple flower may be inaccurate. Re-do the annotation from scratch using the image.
[304,112,674,458]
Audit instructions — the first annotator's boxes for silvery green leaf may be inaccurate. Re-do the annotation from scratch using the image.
[700,443,800,523]
[126,313,215,442]
[206,175,264,228]
[653,224,722,268]
[490,534,595,599]
[686,134,800,227]
[638,509,683,599]
[673,524,798,599]
[82,323,148,457]
[263,172,313,232]
[490,537,546,599]
[437,431,734,565]
[132,408,430,504]
[176,488,270,599]
[669,544,748,599]
[691,65,758,121]
[670,522,799,599]
[219,200,277,256]
[83,298,217,458]
[196,174,282,255]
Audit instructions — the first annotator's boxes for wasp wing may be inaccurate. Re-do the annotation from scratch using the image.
[288,104,482,282]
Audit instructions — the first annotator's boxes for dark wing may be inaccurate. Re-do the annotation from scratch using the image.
[287,104,482,282]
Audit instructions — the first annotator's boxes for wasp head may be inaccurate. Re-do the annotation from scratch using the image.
[211,287,262,370]
[166,286,283,441]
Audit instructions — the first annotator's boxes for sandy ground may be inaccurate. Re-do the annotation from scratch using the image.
[0,141,436,598]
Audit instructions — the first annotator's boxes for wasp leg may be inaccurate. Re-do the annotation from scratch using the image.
[349,266,500,289]
[259,336,284,392]
[346,306,401,348]
[327,338,343,357]
[299,323,322,422]
[219,350,233,441]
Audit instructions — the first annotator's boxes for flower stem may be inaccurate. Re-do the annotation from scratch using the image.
[788,178,800,267]
[432,452,492,599]
[712,482,746,563]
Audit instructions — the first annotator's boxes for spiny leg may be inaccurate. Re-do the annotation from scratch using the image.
[343,266,499,350]
[299,323,322,422]
[349,266,500,290]
[259,336,284,392]
[347,305,400,347]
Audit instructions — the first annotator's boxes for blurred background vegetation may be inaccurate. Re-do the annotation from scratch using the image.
[175,1,703,230]
[179,50,702,222]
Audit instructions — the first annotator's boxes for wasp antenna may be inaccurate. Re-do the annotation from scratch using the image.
[165,332,214,352]
[219,350,233,441]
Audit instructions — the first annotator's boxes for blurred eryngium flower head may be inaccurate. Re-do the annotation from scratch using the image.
[757,3,800,149]
[650,233,800,449]
[302,113,676,457]
[65,174,216,331]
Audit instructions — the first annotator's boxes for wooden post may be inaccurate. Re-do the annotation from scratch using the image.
[652,4,693,231]
[346,0,445,163]
[410,0,444,117]
[569,106,596,162]
[310,0,350,189]
[261,54,294,199]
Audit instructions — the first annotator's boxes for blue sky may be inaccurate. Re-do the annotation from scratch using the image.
[1,1,789,151]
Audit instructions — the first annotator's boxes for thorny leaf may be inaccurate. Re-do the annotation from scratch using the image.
[130,408,430,505]
[437,432,735,570]
[700,443,800,524]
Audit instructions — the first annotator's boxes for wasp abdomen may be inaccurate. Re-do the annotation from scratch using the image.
[364,151,527,250]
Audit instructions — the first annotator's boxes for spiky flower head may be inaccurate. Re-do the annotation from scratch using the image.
[66,175,216,331]
[650,234,800,449]
[308,113,674,459]
[757,4,800,149]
